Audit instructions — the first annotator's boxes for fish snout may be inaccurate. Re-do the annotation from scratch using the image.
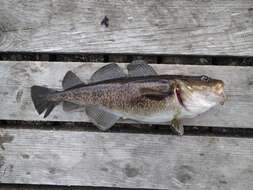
[214,81,224,92]
[218,91,226,105]
[213,81,225,105]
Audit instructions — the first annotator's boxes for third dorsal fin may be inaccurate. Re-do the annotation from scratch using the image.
[127,60,157,77]
[90,63,127,83]
[62,71,84,90]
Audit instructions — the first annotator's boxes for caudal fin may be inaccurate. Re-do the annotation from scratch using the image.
[31,86,59,118]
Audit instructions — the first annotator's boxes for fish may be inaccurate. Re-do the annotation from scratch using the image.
[31,61,225,135]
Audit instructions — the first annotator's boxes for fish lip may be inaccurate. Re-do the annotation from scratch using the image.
[218,92,226,105]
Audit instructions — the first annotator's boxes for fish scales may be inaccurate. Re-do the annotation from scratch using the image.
[48,80,174,116]
[31,62,225,135]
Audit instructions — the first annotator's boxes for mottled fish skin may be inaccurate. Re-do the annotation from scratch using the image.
[46,74,225,123]
[31,61,226,135]
[48,78,175,117]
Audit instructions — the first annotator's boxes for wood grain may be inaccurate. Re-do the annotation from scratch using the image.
[0,0,253,56]
[0,61,252,128]
[1,128,253,189]
[0,184,127,190]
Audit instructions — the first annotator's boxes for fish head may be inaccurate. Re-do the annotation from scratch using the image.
[175,75,225,114]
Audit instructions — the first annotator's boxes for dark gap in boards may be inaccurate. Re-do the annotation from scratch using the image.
[1,120,253,138]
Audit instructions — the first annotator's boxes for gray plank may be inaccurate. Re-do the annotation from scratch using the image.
[1,128,253,189]
[0,0,253,56]
[0,184,126,190]
[0,61,253,128]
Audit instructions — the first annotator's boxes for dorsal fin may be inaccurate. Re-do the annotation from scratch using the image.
[62,71,84,90]
[90,63,127,83]
[127,60,157,77]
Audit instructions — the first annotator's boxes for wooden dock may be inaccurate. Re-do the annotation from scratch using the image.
[0,0,253,190]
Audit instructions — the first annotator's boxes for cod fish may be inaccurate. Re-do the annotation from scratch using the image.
[31,61,225,135]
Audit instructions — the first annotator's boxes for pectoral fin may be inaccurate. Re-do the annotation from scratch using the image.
[139,88,168,100]
[127,60,157,77]
[86,105,120,131]
[171,118,184,136]
[139,82,172,101]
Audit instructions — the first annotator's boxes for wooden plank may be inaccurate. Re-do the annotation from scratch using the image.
[0,0,253,56]
[0,184,129,190]
[1,128,253,189]
[0,61,253,128]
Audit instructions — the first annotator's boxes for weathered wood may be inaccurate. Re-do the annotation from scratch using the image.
[0,61,252,128]
[0,184,129,190]
[1,128,253,189]
[0,0,253,56]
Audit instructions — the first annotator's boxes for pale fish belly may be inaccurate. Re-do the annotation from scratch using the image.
[129,110,176,123]
[179,92,218,119]
[110,109,176,123]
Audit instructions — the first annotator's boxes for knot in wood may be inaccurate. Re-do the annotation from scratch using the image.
[101,16,109,27]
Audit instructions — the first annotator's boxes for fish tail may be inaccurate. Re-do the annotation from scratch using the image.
[31,85,60,118]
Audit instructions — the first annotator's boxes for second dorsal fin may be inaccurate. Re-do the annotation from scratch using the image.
[62,71,84,90]
[90,63,127,83]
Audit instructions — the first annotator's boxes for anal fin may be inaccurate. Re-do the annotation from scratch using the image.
[63,101,83,112]
[85,105,120,131]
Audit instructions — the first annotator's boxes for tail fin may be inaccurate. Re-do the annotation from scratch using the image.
[31,86,59,118]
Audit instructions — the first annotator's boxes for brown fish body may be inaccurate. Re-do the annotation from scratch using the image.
[48,77,178,122]
[31,62,225,133]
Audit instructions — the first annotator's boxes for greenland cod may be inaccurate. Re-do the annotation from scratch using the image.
[31,61,225,135]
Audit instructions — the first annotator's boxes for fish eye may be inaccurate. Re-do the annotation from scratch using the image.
[201,75,209,82]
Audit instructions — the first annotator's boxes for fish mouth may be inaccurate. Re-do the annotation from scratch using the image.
[218,91,226,105]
